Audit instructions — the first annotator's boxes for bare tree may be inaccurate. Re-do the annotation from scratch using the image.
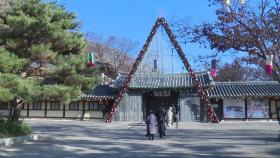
[86,33,136,78]
[174,0,280,81]
[215,61,269,81]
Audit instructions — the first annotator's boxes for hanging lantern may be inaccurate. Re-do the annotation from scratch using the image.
[240,0,246,4]
[87,52,95,67]
[223,0,230,11]
[224,0,230,6]
[210,59,217,78]
[153,59,158,71]
[265,55,273,75]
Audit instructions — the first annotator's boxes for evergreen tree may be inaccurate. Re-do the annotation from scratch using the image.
[0,0,99,121]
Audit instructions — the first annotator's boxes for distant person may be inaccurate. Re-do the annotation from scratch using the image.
[171,104,176,125]
[166,106,173,127]
[174,112,179,130]
[157,109,166,139]
[146,110,157,140]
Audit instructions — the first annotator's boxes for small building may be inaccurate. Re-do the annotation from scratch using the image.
[102,72,280,122]
[110,72,213,122]
[0,85,115,120]
[207,81,280,121]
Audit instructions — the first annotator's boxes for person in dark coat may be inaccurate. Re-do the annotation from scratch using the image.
[146,110,157,140]
[157,109,166,139]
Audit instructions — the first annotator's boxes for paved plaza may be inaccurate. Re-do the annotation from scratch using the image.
[0,119,280,158]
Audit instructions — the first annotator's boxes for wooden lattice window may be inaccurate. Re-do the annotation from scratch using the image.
[0,102,9,109]
[88,102,99,111]
[50,101,60,110]
[33,102,42,110]
[69,102,79,110]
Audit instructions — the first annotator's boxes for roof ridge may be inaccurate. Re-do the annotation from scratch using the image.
[118,71,210,76]
[215,81,279,85]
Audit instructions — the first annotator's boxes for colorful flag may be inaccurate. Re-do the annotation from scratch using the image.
[87,52,95,67]
[210,59,217,78]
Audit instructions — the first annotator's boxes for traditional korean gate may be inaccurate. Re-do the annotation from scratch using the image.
[145,92,179,117]
[105,17,219,123]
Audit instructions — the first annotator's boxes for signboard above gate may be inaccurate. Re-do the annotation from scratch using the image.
[153,91,171,97]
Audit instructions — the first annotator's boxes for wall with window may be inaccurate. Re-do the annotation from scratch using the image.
[1,99,110,120]
[46,101,63,117]
[20,103,28,117]
[0,102,10,116]
[65,101,83,118]
[84,101,103,119]
[29,102,45,117]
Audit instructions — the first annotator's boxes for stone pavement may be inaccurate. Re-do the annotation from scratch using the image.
[0,119,279,158]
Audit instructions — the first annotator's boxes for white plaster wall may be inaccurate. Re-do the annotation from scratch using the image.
[20,110,28,117]
[46,102,50,109]
[65,111,83,118]
[65,102,83,111]
[47,110,63,117]
[84,102,89,110]
[0,110,10,116]
[84,111,103,119]
[79,101,84,110]
[29,110,44,117]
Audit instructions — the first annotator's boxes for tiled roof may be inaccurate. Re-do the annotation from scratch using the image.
[81,85,115,99]
[112,71,214,89]
[207,81,280,97]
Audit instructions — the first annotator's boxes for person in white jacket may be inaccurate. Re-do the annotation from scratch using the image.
[166,107,173,127]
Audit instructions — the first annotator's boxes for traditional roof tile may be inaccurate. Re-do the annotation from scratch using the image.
[112,71,214,89]
[81,85,115,99]
[207,81,280,97]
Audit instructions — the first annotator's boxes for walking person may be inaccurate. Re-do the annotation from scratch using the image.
[157,109,166,139]
[166,106,173,127]
[174,111,179,130]
[146,110,157,140]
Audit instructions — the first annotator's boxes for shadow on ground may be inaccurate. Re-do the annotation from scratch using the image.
[0,120,279,158]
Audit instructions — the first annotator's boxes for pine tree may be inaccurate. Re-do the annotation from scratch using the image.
[0,0,99,121]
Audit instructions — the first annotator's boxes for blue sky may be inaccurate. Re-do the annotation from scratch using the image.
[58,0,224,72]
[58,0,218,41]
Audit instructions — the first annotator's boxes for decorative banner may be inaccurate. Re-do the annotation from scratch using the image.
[105,17,219,123]
[210,59,217,78]
[247,99,269,118]
[223,98,245,118]
[154,91,171,97]
[265,55,273,75]
[87,52,95,67]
